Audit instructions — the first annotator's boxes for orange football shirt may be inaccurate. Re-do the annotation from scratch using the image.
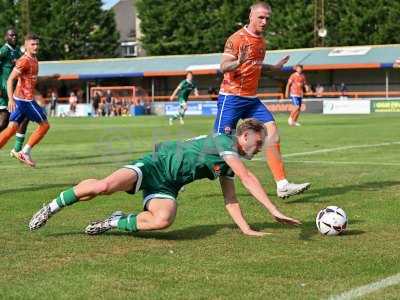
[220,27,266,97]
[288,72,306,97]
[14,54,38,101]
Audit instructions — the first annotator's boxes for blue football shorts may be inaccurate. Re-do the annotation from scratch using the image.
[213,94,274,134]
[290,96,302,107]
[9,98,47,124]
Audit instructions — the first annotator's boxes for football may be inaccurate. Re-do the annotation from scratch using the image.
[316,206,348,236]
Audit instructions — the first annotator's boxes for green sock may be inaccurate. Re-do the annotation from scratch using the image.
[14,133,25,152]
[117,214,138,232]
[55,188,78,207]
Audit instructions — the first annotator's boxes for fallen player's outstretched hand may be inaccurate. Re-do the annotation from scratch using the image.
[272,211,302,226]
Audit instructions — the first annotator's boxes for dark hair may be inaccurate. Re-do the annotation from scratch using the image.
[236,118,267,137]
[186,71,193,76]
[295,64,303,69]
[25,33,39,41]
[5,28,16,34]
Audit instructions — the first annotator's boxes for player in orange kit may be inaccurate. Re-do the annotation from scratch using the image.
[285,64,309,126]
[0,33,49,167]
[214,2,310,198]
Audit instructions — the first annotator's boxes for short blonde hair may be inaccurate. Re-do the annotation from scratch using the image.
[250,2,271,12]
[236,118,267,138]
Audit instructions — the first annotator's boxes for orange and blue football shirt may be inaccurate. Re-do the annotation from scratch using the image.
[14,54,38,101]
[220,27,266,97]
[288,72,306,97]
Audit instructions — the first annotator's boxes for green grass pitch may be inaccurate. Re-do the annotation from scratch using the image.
[0,114,399,299]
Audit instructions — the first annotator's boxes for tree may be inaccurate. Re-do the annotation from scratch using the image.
[42,0,120,60]
[3,0,400,59]
[16,0,54,59]
[136,0,253,55]
[1,0,120,60]
[136,0,314,54]
[136,0,400,55]
[324,0,400,47]
[0,0,18,35]
[267,0,314,49]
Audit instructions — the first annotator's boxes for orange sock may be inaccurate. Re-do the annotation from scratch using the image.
[26,122,50,148]
[266,143,286,181]
[0,123,18,149]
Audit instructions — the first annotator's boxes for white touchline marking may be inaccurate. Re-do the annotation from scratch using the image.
[284,160,400,167]
[327,273,400,300]
[253,141,400,161]
[283,141,400,158]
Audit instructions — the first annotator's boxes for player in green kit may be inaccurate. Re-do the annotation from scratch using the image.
[29,118,301,237]
[0,28,29,156]
[169,71,199,125]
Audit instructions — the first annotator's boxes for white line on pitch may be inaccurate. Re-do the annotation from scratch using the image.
[283,141,400,158]
[327,273,400,300]
[253,141,400,161]
[284,160,400,166]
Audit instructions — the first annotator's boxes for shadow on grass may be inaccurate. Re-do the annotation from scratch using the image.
[341,229,366,236]
[61,151,137,161]
[39,149,148,169]
[47,222,290,240]
[298,220,365,241]
[47,223,231,240]
[132,221,297,240]
[189,180,400,203]
[46,220,365,241]
[0,183,73,195]
[39,158,131,169]
[286,181,400,204]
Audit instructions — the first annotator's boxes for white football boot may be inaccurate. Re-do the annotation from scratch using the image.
[277,182,311,199]
[29,204,52,230]
[85,211,125,235]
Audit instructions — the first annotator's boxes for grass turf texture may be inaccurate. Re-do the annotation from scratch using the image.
[0,114,399,299]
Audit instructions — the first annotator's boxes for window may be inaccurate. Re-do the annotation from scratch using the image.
[121,41,138,57]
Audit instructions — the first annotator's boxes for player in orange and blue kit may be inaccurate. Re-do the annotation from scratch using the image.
[214,2,310,198]
[285,64,309,127]
[0,33,49,167]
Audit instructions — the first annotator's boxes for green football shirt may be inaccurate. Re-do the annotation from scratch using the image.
[0,43,22,81]
[153,134,237,186]
[0,43,22,107]
[177,79,197,102]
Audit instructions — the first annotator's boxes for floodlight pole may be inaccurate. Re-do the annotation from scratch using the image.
[314,0,326,47]
[21,0,31,35]
[385,70,389,99]
[151,78,155,102]
[86,81,89,103]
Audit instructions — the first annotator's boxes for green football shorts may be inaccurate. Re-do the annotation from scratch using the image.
[178,98,187,107]
[124,154,179,209]
[0,81,8,109]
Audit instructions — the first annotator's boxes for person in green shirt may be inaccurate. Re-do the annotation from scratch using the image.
[0,28,30,155]
[29,118,301,237]
[169,71,199,125]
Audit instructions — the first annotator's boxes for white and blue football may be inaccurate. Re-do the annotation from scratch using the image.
[316,206,347,236]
